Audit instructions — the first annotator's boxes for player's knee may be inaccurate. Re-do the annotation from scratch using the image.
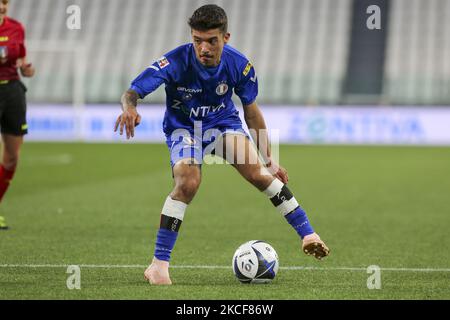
[173,177,201,203]
[2,153,19,171]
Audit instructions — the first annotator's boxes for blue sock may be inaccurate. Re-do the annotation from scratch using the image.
[154,228,178,262]
[285,206,314,239]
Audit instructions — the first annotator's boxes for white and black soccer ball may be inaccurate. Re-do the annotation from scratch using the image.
[232,240,279,284]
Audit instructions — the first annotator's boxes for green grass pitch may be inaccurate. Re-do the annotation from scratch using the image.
[0,143,449,299]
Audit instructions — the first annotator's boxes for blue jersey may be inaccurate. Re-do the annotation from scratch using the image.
[130,43,258,136]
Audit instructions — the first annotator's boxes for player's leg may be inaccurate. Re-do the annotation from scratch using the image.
[0,134,23,230]
[0,81,28,230]
[221,133,329,259]
[0,133,22,189]
[144,158,202,285]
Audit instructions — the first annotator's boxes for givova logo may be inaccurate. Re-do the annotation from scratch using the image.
[177,87,202,93]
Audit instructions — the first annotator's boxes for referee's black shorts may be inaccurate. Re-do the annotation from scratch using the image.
[0,80,28,136]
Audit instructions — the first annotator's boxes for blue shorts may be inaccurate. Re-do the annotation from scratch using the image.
[165,125,248,167]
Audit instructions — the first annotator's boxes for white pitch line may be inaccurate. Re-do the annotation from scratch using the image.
[0,264,449,272]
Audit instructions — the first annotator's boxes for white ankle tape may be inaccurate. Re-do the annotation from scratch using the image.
[263,178,299,216]
[263,179,284,198]
[161,196,187,221]
[276,198,299,216]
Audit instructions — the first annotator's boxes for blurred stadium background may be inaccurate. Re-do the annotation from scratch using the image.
[7,0,450,144]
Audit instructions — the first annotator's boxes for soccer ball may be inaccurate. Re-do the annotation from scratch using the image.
[232,240,279,284]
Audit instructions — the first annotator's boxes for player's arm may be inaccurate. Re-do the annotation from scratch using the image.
[243,101,288,183]
[115,58,169,139]
[114,89,142,139]
[16,25,34,77]
[16,57,35,78]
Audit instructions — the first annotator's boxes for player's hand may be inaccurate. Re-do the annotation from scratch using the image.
[16,59,35,77]
[114,108,141,139]
[267,160,289,184]
[20,64,35,77]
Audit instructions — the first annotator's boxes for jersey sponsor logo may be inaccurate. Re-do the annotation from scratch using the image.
[243,62,252,76]
[157,56,170,69]
[0,36,8,42]
[170,99,191,116]
[215,82,228,96]
[177,87,202,101]
[177,87,203,93]
[190,102,226,118]
[170,99,183,110]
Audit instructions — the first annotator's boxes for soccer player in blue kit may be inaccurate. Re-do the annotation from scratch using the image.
[115,4,329,285]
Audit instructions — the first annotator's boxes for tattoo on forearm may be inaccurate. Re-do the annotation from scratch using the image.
[121,90,139,111]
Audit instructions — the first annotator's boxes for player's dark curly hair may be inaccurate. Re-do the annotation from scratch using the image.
[188,4,228,34]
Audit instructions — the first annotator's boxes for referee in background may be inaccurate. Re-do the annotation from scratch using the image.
[0,0,35,230]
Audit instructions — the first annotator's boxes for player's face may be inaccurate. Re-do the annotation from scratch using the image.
[191,28,230,67]
[0,0,8,20]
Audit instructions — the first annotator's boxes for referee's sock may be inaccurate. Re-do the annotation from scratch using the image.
[0,165,16,202]
[154,196,187,262]
[263,178,314,239]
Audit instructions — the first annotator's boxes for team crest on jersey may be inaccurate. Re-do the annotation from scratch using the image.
[157,56,170,69]
[243,62,252,76]
[215,81,228,96]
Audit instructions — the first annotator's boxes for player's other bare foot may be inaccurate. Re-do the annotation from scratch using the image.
[302,233,330,260]
[144,257,172,285]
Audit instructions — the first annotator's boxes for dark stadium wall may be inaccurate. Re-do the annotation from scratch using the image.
[342,0,390,104]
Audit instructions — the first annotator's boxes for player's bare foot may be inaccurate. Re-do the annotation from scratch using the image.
[144,257,172,285]
[302,233,330,260]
